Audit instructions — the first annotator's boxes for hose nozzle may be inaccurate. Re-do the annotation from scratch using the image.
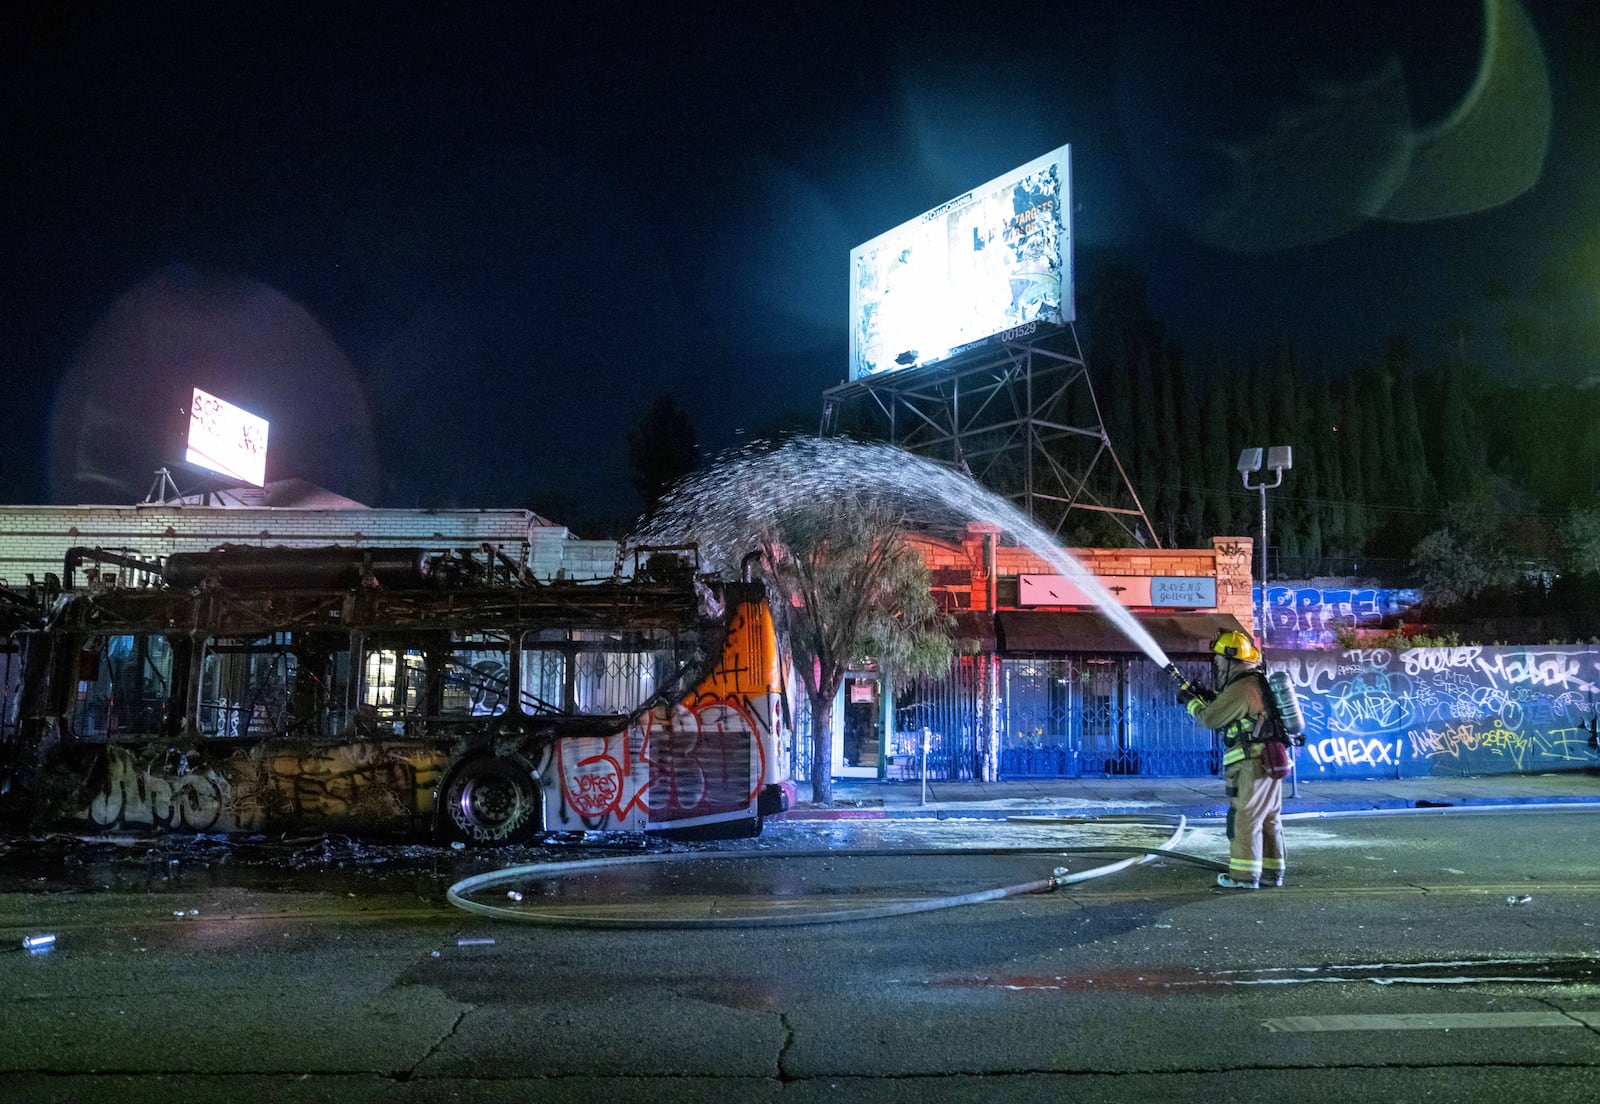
[1163,663,1186,686]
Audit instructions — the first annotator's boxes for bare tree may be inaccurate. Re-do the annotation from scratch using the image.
[752,497,952,805]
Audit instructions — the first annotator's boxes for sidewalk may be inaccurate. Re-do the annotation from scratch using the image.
[786,767,1600,821]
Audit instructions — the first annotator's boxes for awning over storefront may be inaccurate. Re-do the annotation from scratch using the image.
[951,610,997,652]
[995,610,1247,656]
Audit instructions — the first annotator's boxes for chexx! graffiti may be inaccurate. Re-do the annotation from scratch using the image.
[1274,645,1600,778]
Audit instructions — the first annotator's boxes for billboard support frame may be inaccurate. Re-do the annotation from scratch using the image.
[821,323,1158,547]
[144,468,184,506]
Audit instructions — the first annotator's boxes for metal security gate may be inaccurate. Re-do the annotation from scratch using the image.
[892,658,982,782]
[998,654,1217,777]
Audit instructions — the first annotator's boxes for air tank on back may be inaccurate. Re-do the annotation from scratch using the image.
[1265,670,1306,745]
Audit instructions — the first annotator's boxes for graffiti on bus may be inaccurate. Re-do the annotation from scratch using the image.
[83,742,449,833]
[555,696,773,829]
[1272,645,1600,778]
[80,692,780,835]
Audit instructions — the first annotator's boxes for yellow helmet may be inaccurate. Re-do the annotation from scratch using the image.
[1212,629,1261,664]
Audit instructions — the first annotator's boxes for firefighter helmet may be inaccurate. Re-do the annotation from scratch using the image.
[1212,629,1261,664]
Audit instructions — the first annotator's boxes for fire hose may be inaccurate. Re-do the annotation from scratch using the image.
[446,814,1226,929]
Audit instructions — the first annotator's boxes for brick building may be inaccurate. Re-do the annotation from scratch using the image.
[825,525,1255,783]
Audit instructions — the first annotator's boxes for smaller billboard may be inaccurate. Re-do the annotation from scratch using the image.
[185,388,269,486]
[850,144,1073,380]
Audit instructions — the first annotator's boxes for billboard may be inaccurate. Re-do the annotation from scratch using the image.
[850,144,1073,381]
[185,387,269,486]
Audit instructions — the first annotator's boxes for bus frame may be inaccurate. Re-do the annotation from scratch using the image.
[0,544,793,843]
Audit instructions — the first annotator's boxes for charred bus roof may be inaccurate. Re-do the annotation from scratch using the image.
[41,544,731,638]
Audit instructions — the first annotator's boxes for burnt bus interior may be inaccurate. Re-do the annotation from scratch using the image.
[0,545,740,837]
[62,623,686,745]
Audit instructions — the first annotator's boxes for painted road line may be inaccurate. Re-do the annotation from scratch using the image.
[1263,1011,1600,1032]
[1058,882,1600,903]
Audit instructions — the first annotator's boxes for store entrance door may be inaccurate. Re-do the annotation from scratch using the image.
[835,675,882,778]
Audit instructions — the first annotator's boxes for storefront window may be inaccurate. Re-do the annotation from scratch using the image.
[1001,655,1131,775]
[1080,658,1130,773]
[520,643,567,716]
[1003,658,1074,750]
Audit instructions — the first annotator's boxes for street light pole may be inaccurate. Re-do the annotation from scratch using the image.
[1236,446,1293,647]
[1239,445,1294,796]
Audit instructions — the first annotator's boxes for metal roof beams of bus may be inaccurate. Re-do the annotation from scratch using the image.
[0,586,43,632]
[43,575,710,638]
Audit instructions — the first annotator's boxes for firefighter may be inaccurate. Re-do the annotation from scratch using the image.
[1175,630,1290,889]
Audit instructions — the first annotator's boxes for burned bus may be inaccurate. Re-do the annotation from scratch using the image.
[0,545,794,843]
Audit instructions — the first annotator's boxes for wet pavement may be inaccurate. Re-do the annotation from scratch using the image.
[0,814,1192,919]
[1,767,1594,908]
[4,791,1599,1101]
[797,766,1600,820]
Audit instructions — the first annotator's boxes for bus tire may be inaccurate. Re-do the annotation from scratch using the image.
[441,757,542,845]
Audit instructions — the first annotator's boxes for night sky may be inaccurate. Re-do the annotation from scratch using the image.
[4,1,1597,529]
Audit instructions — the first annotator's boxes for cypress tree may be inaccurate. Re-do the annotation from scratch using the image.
[1340,374,1371,556]
[1175,350,1207,546]
[1311,379,1347,558]
[1151,344,1184,546]
[1374,368,1402,506]
[1392,362,1438,528]
[1199,352,1238,537]
[1129,344,1157,511]
[1435,368,1486,504]
[1268,342,1306,564]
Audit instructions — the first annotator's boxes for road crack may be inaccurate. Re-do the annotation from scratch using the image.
[398,1005,473,1082]
[776,1012,796,1082]
[1532,994,1600,1039]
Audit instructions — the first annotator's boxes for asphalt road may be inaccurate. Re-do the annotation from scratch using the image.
[2,809,1597,1102]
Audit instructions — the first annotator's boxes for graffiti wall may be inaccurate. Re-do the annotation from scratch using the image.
[1272,645,1600,779]
[1259,585,1423,649]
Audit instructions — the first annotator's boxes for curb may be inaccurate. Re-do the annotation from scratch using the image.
[785,808,889,821]
[783,794,1600,823]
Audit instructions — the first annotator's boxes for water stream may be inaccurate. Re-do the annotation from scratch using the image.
[631,438,1174,668]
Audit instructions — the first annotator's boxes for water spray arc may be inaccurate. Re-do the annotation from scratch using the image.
[634,437,1176,670]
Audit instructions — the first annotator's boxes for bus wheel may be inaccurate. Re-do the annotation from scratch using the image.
[442,757,541,845]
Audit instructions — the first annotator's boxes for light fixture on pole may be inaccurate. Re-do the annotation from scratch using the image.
[1237,446,1293,648]
[1239,445,1295,798]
